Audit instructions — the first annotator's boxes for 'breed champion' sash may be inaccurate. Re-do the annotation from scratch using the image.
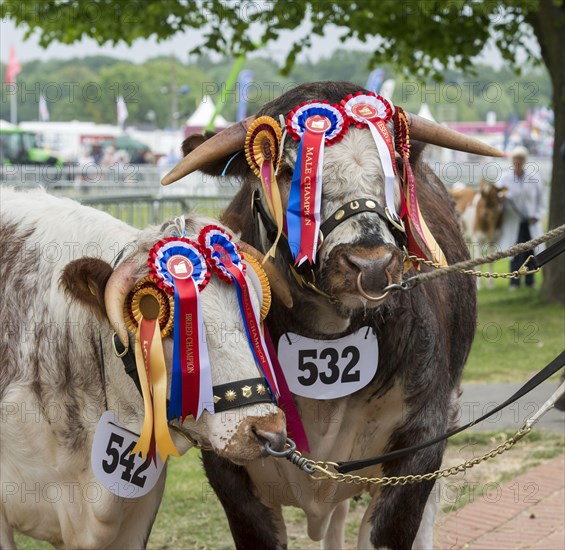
[149,238,213,421]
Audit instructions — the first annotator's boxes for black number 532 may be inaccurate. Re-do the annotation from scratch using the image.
[297,346,361,386]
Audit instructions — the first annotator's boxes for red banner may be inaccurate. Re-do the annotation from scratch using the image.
[297,123,325,265]
[174,277,201,420]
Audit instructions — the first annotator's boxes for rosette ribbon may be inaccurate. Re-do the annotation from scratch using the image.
[394,107,447,267]
[124,277,178,464]
[149,238,213,422]
[341,93,400,221]
[245,116,285,259]
[286,102,348,266]
[199,226,280,401]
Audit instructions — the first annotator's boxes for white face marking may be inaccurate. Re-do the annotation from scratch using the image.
[281,127,400,266]
[124,215,284,456]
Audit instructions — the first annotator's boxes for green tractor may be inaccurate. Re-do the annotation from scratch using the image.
[0,120,63,168]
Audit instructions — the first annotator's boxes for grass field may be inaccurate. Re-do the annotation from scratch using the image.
[462,260,564,383]
[12,258,564,549]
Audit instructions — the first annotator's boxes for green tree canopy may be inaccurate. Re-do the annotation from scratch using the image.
[3,0,563,303]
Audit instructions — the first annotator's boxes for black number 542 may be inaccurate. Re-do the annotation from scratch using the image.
[101,432,150,488]
[297,346,361,386]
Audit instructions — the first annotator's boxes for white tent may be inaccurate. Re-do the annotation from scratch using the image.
[417,103,436,122]
[185,96,230,131]
[0,119,18,131]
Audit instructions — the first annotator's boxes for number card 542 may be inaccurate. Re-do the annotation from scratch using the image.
[91,411,165,499]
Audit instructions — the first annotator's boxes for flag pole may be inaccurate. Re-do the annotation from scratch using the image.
[10,91,17,125]
[205,53,246,131]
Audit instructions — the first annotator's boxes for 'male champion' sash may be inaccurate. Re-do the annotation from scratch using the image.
[286,102,348,266]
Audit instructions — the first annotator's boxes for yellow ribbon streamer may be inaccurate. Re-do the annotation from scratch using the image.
[264,161,285,261]
[149,319,179,462]
[416,202,448,267]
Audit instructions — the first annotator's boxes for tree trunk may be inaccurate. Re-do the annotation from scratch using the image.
[529,0,565,304]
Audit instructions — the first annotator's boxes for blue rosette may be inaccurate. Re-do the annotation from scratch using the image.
[199,226,279,402]
[286,101,349,145]
[285,102,349,265]
[198,225,244,283]
[148,237,212,421]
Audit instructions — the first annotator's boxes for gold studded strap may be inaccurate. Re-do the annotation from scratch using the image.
[212,377,275,413]
[320,198,406,246]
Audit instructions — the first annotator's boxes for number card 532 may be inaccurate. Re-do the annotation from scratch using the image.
[277,327,378,399]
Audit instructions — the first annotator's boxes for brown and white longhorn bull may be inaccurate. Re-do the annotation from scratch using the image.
[163,82,502,550]
[0,188,287,549]
[449,179,506,289]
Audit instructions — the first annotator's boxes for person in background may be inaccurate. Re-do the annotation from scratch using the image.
[101,145,118,167]
[496,146,546,290]
[91,144,103,164]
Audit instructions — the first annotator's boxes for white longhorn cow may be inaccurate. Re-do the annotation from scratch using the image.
[0,188,286,549]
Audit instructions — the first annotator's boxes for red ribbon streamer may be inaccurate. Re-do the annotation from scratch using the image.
[297,128,324,265]
[264,328,310,452]
[223,260,279,398]
[174,277,201,420]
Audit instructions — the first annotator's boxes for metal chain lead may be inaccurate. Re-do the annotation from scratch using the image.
[402,224,565,287]
[406,253,539,280]
[267,424,534,486]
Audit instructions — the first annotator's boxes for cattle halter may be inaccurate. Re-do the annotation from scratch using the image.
[252,189,407,302]
[108,226,284,463]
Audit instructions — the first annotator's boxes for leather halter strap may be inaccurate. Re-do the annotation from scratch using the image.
[252,190,407,301]
[113,333,275,413]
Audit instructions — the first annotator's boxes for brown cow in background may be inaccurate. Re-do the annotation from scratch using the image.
[450,179,506,289]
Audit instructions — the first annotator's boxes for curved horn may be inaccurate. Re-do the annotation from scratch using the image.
[161,116,256,186]
[406,113,505,157]
[238,242,293,309]
[104,259,139,346]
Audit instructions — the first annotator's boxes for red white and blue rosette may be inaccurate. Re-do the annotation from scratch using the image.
[199,226,280,401]
[148,237,213,421]
[341,92,400,221]
[285,102,349,266]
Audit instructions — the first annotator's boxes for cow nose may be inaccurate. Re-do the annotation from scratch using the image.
[338,250,400,296]
[252,413,287,452]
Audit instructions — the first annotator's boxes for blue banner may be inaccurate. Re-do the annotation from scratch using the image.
[236,69,254,122]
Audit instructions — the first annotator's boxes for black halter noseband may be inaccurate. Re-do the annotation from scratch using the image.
[251,189,407,301]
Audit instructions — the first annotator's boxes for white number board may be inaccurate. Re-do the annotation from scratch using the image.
[277,326,378,399]
[91,411,164,499]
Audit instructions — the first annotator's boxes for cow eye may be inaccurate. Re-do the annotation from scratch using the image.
[278,164,294,180]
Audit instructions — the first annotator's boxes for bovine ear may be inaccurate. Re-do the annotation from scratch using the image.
[180,132,250,177]
[409,140,427,164]
[60,258,113,319]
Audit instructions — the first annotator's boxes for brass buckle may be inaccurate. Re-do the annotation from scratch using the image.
[317,230,324,251]
[384,207,405,233]
[112,332,129,358]
[517,255,540,276]
[289,264,337,303]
